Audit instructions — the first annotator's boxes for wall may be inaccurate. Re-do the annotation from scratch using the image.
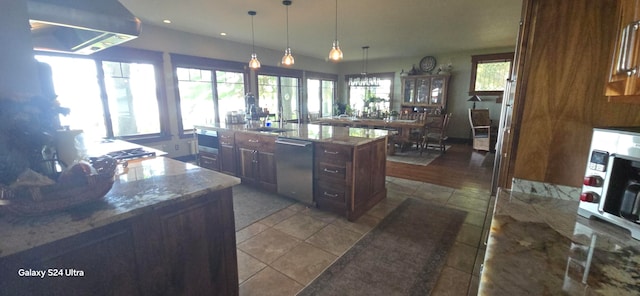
[336,47,514,140]
[0,0,40,97]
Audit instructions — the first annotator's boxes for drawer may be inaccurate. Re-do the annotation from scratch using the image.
[316,162,347,182]
[199,153,219,171]
[235,132,275,152]
[315,143,352,163]
[315,180,346,203]
[219,131,235,146]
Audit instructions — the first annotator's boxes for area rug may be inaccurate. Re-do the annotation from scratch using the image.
[298,198,467,296]
[387,145,451,166]
[232,184,294,231]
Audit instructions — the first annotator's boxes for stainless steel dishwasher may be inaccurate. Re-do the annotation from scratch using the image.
[275,137,314,205]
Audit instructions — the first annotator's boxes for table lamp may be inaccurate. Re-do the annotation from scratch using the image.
[467,95,482,109]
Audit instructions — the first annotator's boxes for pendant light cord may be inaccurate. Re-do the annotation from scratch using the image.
[334,0,338,41]
[286,4,290,48]
[251,13,256,53]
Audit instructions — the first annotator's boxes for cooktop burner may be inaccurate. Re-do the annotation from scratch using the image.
[104,148,156,161]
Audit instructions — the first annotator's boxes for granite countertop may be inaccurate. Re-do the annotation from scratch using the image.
[479,189,640,295]
[196,122,390,146]
[0,157,240,258]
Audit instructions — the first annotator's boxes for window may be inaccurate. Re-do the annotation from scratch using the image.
[103,61,161,137]
[307,74,336,118]
[469,52,514,96]
[346,72,394,117]
[35,48,167,141]
[257,74,301,121]
[171,54,247,135]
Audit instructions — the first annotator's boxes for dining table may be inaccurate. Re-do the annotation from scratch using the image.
[314,115,443,155]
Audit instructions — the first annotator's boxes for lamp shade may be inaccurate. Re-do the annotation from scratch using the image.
[467,95,482,102]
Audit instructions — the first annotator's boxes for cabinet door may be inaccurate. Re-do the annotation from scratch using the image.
[257,151,277,192]
[415,78,431,104]
[402,78,415,104]
[219,144,236,176]
[429,76,446,105]
[199,151,219,171]
[606,0,640,98]
[238,148,257,182]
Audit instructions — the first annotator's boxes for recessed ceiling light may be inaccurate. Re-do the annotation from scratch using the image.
[220,32,227,36]
[163,19,171,24]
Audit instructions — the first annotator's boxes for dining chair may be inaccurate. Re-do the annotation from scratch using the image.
[421,113,452,155]
[468,109,494,151]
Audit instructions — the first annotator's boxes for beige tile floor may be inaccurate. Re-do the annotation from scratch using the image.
[236,176,494,296]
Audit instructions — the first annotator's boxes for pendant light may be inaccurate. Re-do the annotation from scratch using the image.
[348,46,379,87]
[328,0,343,61]
[248,11,260,69]
[281,0,294,66]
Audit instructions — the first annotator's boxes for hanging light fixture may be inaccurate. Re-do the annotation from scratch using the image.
[281,0,294,66]
[348,46,380,87]
[328,0,343,61]
[248,11,260,69]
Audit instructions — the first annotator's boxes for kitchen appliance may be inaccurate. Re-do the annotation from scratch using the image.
[275,137,314,206]
[195,128,219,154]
[578,127,640,240]
[27,0,141,54]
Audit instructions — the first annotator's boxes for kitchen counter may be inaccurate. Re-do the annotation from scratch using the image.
[479,189,640,295]
[0,156,240,257]
[196,122,391,146]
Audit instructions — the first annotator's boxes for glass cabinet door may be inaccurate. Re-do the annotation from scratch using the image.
[415,78,430,104]
[429,77,445,105]
[403,79,415,104]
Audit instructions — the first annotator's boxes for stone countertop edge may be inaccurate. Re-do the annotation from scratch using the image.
[0,157,240,258]
[478,188,640,296]
[195,122,391,146]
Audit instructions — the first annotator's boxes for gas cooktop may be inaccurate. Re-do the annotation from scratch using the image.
[103,147,156,161]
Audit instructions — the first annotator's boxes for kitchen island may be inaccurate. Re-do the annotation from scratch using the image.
[479,189,640,295]
[0,157,241,295]
[195,122,390,221]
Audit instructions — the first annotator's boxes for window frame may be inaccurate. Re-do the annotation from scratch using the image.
[254,65,303,122]
[170,54,248,138]
[469,52,514,96]
[345,72,395,114]
[36,47,171,144]
[305,71,338,118]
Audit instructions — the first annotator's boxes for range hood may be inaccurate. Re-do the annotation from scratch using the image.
[27,0,141,55]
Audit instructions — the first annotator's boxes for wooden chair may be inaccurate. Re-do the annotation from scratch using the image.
[468,109,494,152]
[421,113,451,154]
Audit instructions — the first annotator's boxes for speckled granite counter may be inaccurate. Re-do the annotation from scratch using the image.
[479,189,640,295]
[0,156,240,258]
[196,122,390,146]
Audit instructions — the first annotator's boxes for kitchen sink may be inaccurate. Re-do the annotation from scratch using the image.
[249,127,293,133]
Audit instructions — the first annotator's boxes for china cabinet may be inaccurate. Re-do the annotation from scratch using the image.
[400,74,450,112]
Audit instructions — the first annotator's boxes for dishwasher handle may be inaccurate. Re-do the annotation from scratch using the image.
[275,138,313,147]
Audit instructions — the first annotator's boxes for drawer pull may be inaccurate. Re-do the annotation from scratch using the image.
[323,150,339,155]
[323,192,339,198]
[323,168,339,174]
[248,139,260,143]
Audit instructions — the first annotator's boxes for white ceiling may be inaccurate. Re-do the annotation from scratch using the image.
[119,0,522,62]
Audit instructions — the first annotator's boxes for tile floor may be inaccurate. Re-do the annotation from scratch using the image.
[235,176,494,296]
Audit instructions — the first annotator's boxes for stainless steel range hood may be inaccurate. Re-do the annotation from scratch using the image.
[27,0,141,55]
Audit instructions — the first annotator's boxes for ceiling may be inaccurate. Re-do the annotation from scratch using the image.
[119,0,522,62]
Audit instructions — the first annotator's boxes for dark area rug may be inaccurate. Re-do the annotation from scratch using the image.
[298,198,467,296]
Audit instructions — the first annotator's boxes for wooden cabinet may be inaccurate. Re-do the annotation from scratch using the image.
[0,188,238,296]
[235,132,277,192]
[401,74,450,112]
[199,150,219,171]
[314,138,387,221]
[218,130,237,176]
[606,0,640,102]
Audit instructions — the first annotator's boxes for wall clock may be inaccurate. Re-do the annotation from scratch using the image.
[419,56,437,73]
